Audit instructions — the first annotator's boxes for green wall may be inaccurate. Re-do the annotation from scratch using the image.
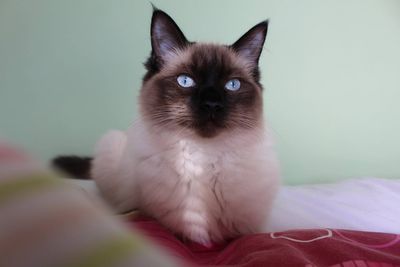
[1,0,400,184]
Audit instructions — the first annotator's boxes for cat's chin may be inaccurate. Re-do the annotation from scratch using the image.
[195,126,222,138]
[197,131,219,139]
[187,119,224,138]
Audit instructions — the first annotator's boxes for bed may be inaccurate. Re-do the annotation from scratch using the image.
[73,177,400,266]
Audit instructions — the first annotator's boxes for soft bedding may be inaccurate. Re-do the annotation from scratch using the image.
[72,177,400,235]
[129,213,400,266]
[267,178,400,234]
[73,177,400,266]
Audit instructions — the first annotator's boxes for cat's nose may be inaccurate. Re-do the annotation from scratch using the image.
[201,101,224,113]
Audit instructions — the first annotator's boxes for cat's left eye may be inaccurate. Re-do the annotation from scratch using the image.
[177,75,196,88]
[225,79,241,91]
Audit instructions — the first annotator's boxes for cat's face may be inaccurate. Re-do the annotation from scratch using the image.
[140,9,268,138]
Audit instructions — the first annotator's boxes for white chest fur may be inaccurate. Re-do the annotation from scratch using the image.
[138,139,224,244]
[92,123,280,244]
[175,139,216,181]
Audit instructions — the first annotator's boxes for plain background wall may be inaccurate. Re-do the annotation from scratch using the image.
[1,0,399,184]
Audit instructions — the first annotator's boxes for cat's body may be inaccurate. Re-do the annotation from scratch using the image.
[92,117,279,244]
[60,8,280,245]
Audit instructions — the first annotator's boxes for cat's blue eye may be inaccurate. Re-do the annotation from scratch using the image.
[177,75,196,88]
[225,79,241,91]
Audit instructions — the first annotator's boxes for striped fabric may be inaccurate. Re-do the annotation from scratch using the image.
[0,142,181,267]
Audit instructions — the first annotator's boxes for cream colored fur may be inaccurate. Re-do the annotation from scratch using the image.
[92,119,279,245]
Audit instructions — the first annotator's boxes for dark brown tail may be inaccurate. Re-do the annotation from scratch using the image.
[52,156,93,179]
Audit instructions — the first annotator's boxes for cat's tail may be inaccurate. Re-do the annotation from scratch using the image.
[52,156,93,179]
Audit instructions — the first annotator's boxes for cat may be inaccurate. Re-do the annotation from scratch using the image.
[55,8,280,245]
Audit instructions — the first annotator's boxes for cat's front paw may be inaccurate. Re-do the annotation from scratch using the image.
[186,227,212,247]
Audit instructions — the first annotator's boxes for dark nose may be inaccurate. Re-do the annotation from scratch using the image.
[201,101,224,113]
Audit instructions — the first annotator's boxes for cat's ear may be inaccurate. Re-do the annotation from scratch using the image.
[151,8,189,62]
[231,20,269,66]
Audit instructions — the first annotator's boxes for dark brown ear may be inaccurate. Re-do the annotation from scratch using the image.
[231,20,269,67]
[151,8,189,62]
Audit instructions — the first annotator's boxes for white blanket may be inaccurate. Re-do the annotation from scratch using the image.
[267,177,400,234]
[68,177,400,234]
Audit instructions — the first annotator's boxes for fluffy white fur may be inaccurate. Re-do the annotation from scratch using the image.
[92,119,280,245]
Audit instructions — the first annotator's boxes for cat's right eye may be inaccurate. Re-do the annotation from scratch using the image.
[177,75,196,88]
[225,79,241,91]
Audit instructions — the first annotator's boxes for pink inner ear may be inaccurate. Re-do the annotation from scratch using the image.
[238,33,265,62]
[231,21,268,65]
[153,23,175,55]
[151,10,189,60]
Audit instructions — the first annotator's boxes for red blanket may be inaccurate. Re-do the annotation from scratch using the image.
[127,215,400,267]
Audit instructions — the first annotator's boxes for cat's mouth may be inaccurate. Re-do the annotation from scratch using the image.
[207,112,219,121]
[193,114,227,138]
[197,125,221,138]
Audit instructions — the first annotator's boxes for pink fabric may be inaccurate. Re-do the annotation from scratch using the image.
[0,142,29,162]
[127,215,400,267]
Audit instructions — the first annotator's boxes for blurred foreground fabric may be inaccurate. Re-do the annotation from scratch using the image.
[0,141,182,267]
